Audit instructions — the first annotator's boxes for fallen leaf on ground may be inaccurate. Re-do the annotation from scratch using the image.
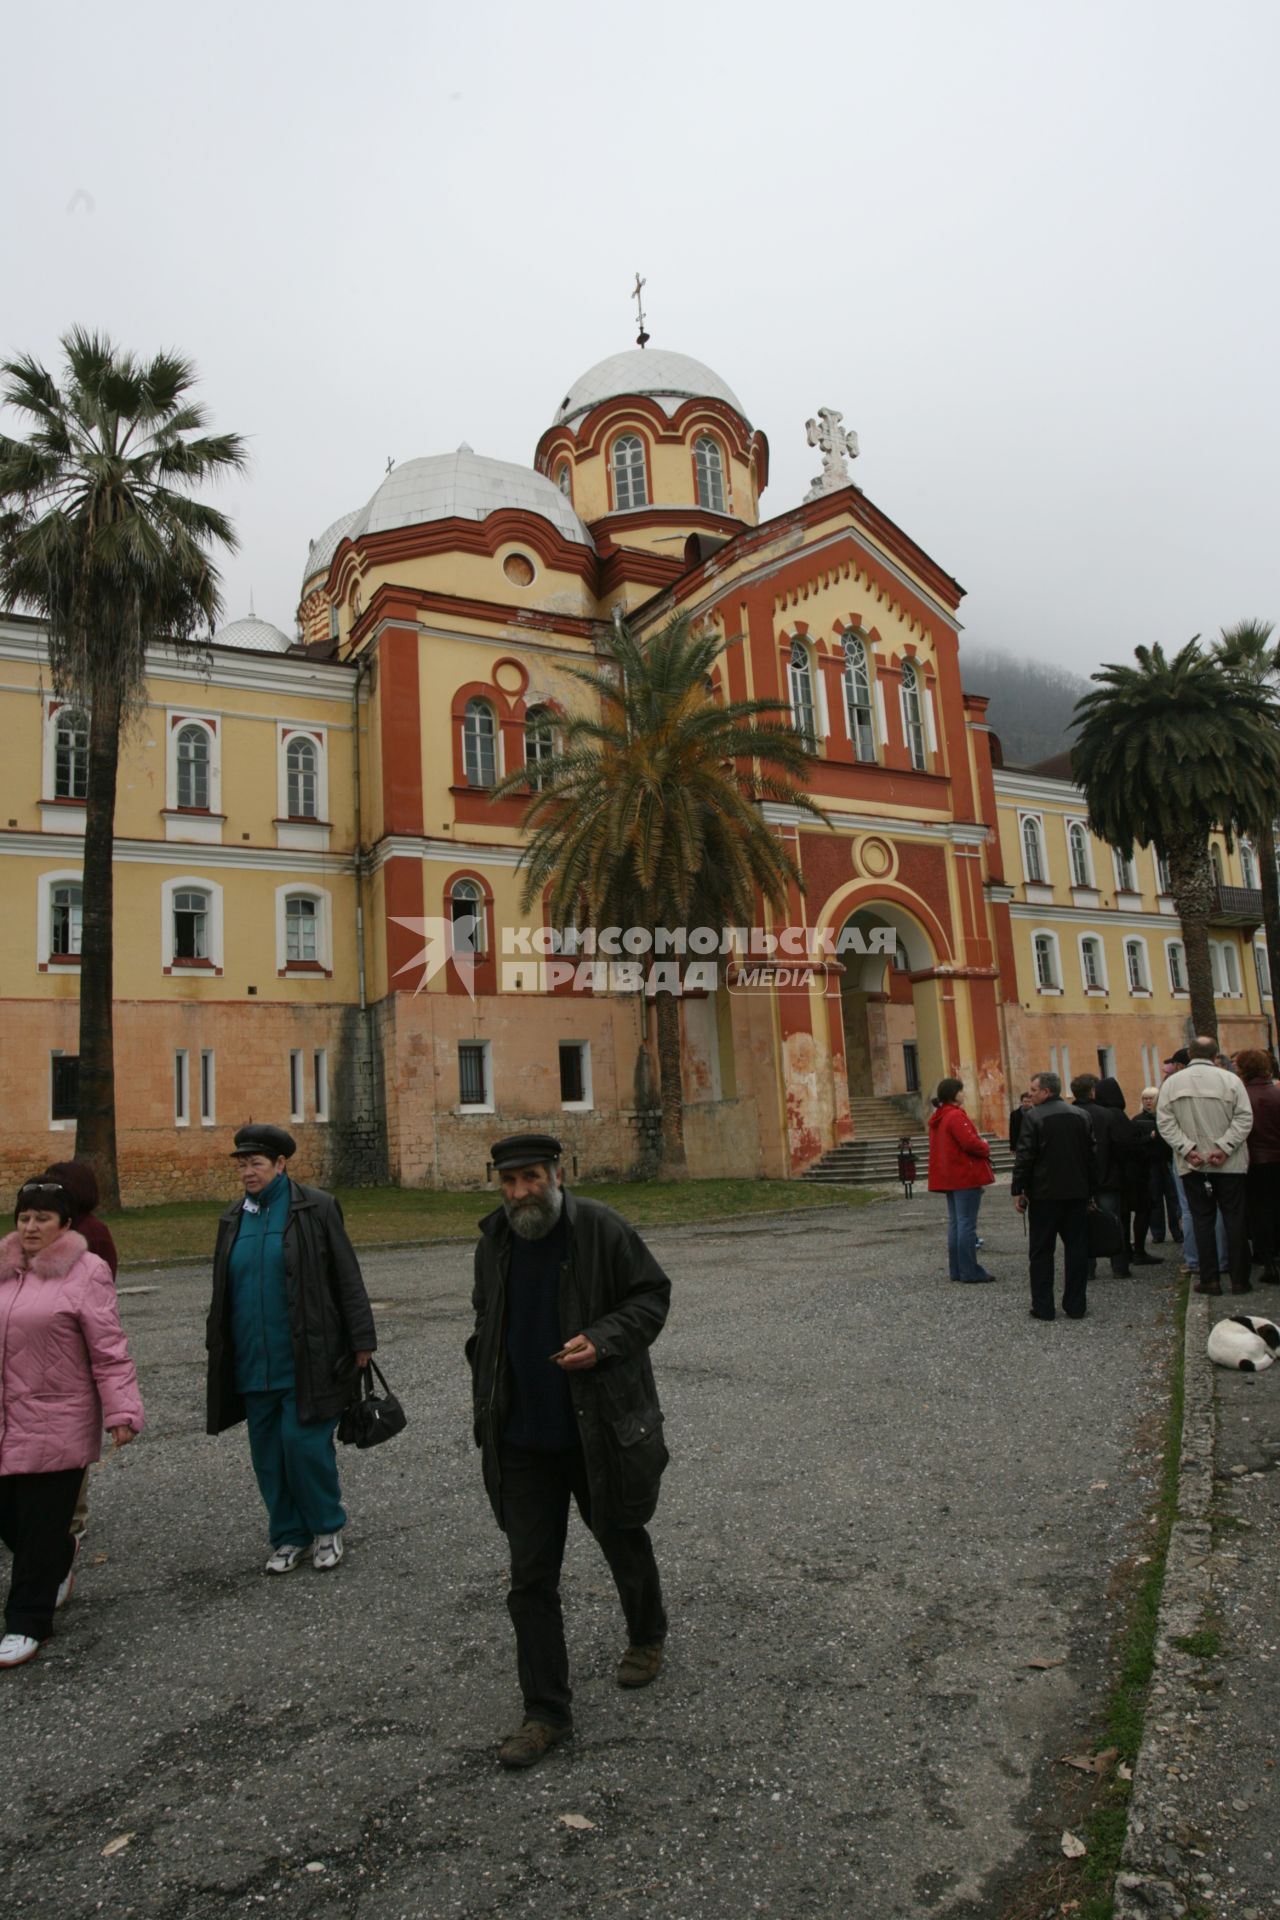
[1061,1831,1087,1859]
[1089,1481,1109,1490]
[1059,1746,1118,1775]
[1028,1656,1067,1669]
[1118,1763,1133,1781]
[102,1834,134,1857]
[557,1813,596,1831]
[92,1554,109,1566]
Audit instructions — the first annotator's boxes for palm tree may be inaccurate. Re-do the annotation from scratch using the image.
[0,331,245,1207]
[1213,620,1280,1027]
[491,612,829,1172]
[1072,641,1280,1040]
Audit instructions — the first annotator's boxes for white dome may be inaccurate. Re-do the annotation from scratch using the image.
[214,616,294,655]
[552,349,748,428]
[302,508,360,591]
[347,449,595,548]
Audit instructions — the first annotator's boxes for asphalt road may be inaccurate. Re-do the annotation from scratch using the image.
[0,1194,1180,1919]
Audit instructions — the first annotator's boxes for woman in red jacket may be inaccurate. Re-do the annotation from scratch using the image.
[928,1078,996,1283]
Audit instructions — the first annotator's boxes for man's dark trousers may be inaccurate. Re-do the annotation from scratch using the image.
[1087,1189,1131,1279]
[1182,1171,1250,1289]
[1028,1199,1090,1318]
[500,1442,667,1730]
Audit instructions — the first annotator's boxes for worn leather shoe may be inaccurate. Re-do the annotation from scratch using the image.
[498,1720,572,1769]
[616,1642,665,1688]
[1193,1280,1222,1295]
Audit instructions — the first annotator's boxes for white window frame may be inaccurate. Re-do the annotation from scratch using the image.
[1255,944,1271,1003]
[174,1049,190,1127]
[462,699,499,788]
[524,707,555,790]
[1032,928,1062,993]
[200,1048,216,1126]
[1241,841,1259,889]
[276,724,329,822]
[559,1039,593,1111]
[555,460,572,500]
[313,1048,329,1122]
[1078,933,1108,993]
[161,875,225,975]
[458,1038,493,1112]
[1113,847,1139,894]
[36,868,85,970]
[694,434,727,513]
[44,701,90,802]
[274,885,333,975]
[611,433,649,510]
[1124,936,1151,996]
[899,659,928,771]
[1209,941,1225,996]
[788,639,819,749]
[1219,941,1242,998]
[289,1049,305,1122]
[1155,850,1172,895]
[1166,939,1188,995]
[165,713,220,814]
[1066,819,1094,888]
[1020,814,1047,885]
[842,635,877,763]
[450,878,488,957]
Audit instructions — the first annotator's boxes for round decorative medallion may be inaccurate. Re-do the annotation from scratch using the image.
[854,834,896,880]
[493,660,526,695]
[503,552,536,586]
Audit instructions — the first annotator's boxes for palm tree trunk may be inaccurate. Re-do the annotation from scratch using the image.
[654,989,688,1175]
[1258,819,1280,1036]
[1166,832,1217,1043]
[75,679,122,1210]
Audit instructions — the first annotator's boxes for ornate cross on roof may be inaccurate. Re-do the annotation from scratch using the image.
[632,272,650,349]
[804,407,860,500]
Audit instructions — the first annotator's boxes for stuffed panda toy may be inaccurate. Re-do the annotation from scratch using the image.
[1206,1314,1280,1372]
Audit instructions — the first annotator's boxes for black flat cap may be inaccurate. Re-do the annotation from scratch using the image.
[230,1123,297,1160]
[490,1132,563,1172]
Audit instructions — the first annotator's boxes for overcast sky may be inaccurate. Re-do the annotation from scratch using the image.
[3,0,1276,683]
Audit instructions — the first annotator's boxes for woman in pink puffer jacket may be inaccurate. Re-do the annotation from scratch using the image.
[0,1176,144,1669]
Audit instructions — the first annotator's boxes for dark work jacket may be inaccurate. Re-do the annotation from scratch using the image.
[206,1181,377,1432]
[1078,1099,1134,1193]
[1011,1098,1097,1202]
[467,1189,671,1531]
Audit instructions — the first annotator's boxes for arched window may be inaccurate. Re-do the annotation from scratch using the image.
[1125,938,1150,993]
[450,878,486,956]
[173,888,210,961]
[463,699,497,787]
[1241,841,1259,888]
[611,434,648,510]
[525,706,555,790]
[1021,816,1046,885]
[788,640,817,748]
[54,708,89,800]
[694,435,726,512]
[842,636,876,762]
[285,895,319,964]
[1210,843,1225,888]
[176,724,211,810]
[1068,822,1092,888]
[900,660,927,770]
[51,882,83,957]
[555,461,572,499]
[286,736,318,818]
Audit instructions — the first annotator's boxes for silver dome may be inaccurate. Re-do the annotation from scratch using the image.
[214,615,294,655]
[552,349,748,428]
[302,508,360,592]
[347,449,595,548]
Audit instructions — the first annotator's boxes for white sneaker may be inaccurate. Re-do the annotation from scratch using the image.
[0,1633,40,1668]
[264,1543,308,1575]
[312,1532,343,1571]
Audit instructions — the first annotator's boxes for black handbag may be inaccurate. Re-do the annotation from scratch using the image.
[337,1359,407,1449]
[1086,1206,1124,1258]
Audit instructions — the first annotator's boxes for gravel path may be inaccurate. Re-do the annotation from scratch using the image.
[0,1193,1180,1918]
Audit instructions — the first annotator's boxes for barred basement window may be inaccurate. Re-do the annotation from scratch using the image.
[51,1054,79,1122]
[559,1042,587,1104]
[459,1042,488,1108]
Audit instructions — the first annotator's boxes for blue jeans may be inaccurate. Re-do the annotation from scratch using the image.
[945,1188,987,1280]
[1174,1168,1228,1271]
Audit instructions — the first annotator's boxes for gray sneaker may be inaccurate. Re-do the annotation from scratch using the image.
[265,1543,307,1575]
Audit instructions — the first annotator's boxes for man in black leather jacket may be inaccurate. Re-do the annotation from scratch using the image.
[467,1133,671,1770]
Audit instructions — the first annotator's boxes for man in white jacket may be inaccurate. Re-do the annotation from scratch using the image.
[1156,1036,1254,1296]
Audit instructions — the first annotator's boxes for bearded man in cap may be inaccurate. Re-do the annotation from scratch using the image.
[468,1133,672,1769]
[206,1125,377,1573]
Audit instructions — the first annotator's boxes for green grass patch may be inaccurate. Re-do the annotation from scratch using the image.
[107,1177,879,1267]
[1171,1627,1222,1659]
[1071,1273,1190,1919]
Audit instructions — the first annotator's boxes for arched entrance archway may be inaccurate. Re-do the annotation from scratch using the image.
[837,903,948,1114]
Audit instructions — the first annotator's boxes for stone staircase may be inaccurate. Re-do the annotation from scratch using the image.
[802,1093,1016,1187]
